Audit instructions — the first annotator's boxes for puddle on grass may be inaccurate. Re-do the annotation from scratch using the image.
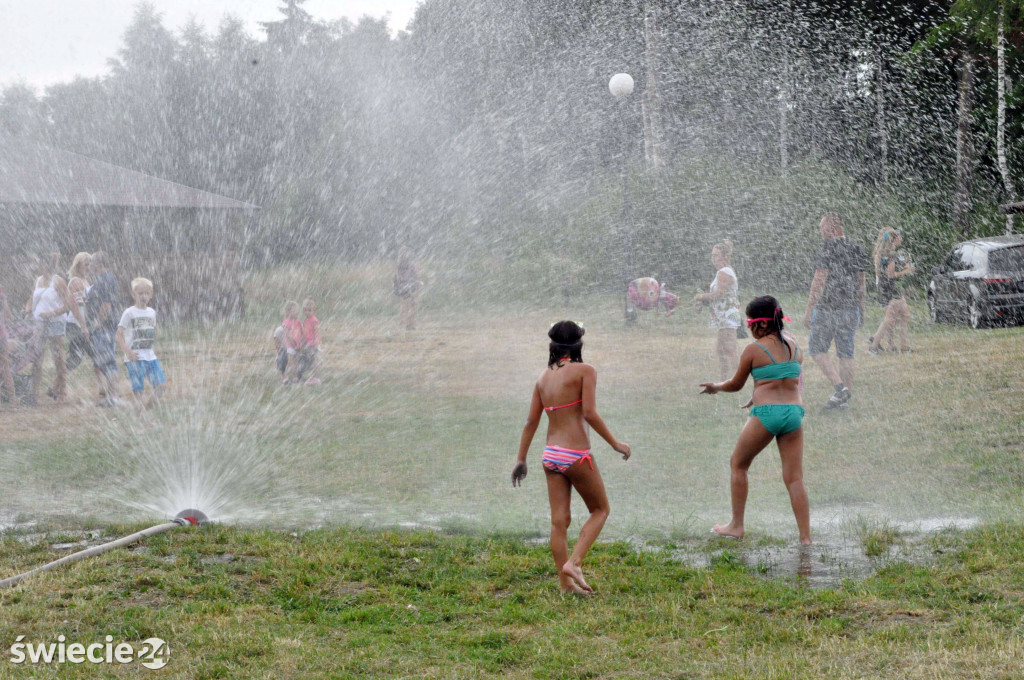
[673,539,877,588]
[666,516,980,588]
[1,509,981,590]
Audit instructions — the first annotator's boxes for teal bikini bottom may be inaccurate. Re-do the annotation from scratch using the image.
[750,404,805,436]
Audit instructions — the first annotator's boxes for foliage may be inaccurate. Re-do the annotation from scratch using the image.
[0,0,1021,269]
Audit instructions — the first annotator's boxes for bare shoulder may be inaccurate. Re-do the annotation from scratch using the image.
[740,342,761,359]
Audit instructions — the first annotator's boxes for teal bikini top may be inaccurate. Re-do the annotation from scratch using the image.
[750,341,802,381]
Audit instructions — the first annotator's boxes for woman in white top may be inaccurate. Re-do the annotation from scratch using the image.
[694,240,741,380]
[65,252,95,373]
[24,253,87,405]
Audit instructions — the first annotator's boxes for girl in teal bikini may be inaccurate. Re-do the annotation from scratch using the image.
[699,296,811,545]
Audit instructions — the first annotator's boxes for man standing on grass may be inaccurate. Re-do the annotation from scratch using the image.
[803,212,867,411]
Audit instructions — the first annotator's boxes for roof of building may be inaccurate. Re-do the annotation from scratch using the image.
[0,137,258,209]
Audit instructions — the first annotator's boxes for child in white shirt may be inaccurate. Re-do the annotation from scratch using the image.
[116,277,165,410]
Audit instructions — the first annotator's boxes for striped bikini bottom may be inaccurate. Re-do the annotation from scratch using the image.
[541,446,594,474]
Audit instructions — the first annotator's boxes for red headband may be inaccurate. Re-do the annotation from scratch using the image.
[746,316,791,326]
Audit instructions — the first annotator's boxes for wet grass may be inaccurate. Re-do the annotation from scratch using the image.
[1,523,1024,678]
[856,518,904,558]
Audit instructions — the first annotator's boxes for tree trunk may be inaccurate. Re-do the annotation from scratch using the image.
[954,51,975,237]
[642,0,667,172]
[997,1,1016,234]
[874,42,888,187]
[780,51,790,179]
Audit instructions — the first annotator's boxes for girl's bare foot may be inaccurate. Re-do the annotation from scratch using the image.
[561,583,593,597]
[799,536,812,545]
[561,561,593,593]
[712,524,744,539]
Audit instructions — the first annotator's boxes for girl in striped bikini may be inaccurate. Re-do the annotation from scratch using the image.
[512,320,631,595]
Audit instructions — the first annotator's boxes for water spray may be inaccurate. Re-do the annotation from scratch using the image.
[0,509,208,590]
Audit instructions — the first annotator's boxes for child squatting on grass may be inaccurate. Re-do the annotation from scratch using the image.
[273,298,322,385]
[116,277,165,411]
[512,321,631,595]
[699,296,812,545]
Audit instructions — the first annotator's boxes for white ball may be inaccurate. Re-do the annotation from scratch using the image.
[608,73,634,98]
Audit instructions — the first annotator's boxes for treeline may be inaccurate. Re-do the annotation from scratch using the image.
[1,0,1021,287]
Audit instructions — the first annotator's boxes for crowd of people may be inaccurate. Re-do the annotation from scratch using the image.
[0,251,164,411]
[1,249,430,405]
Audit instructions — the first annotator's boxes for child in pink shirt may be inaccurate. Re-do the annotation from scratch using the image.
[299,298,322,385]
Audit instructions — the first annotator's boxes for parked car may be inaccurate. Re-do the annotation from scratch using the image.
[927,234,1024,328]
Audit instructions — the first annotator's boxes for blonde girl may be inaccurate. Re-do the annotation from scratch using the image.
[868,228,914,353]
[65,252,94,372]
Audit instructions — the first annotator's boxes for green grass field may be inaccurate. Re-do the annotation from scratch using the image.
[1,264,1023,677]
[2,523,1024,678]
[3,267,1022,541]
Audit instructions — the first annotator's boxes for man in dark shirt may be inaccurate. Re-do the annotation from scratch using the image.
[803,213,867,410]
[86,251,120,406]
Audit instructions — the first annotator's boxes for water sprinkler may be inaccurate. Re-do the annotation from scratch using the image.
[0,508,209,590]
[174,508,209,526]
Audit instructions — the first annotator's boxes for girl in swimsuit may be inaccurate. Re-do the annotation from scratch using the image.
[699,296,811,545]
[868,227,914,354]
[512,321,631,595]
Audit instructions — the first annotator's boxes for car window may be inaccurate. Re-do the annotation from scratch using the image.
[943,248,962,270]
[988,245,1024,272]
[950,245,983,272]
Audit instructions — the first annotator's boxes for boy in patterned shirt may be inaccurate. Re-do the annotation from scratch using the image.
[116,278,165,410]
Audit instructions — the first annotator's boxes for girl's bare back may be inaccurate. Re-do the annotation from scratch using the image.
[536,362,591,451]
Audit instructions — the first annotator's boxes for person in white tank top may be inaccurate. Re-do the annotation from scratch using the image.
[24,253,87,405]
[694,240,741,380]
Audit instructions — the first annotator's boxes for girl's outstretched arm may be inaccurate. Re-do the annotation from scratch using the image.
[513,385,543,486]
[581,365,630,459]
[700,344,754,394]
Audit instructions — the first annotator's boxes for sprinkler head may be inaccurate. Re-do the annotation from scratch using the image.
[174,509,209,526]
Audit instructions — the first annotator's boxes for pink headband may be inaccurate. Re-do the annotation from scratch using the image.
[746,316,791,326]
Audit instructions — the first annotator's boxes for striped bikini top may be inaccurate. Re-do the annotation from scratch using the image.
[749,341,802,382]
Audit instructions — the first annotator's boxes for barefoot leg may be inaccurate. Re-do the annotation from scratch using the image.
[544,469,575,593]
[894,299,910,350]
[716,328,738,381]
[714,417,773,539]
[778,427,811,544]
[561,460,610,592]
